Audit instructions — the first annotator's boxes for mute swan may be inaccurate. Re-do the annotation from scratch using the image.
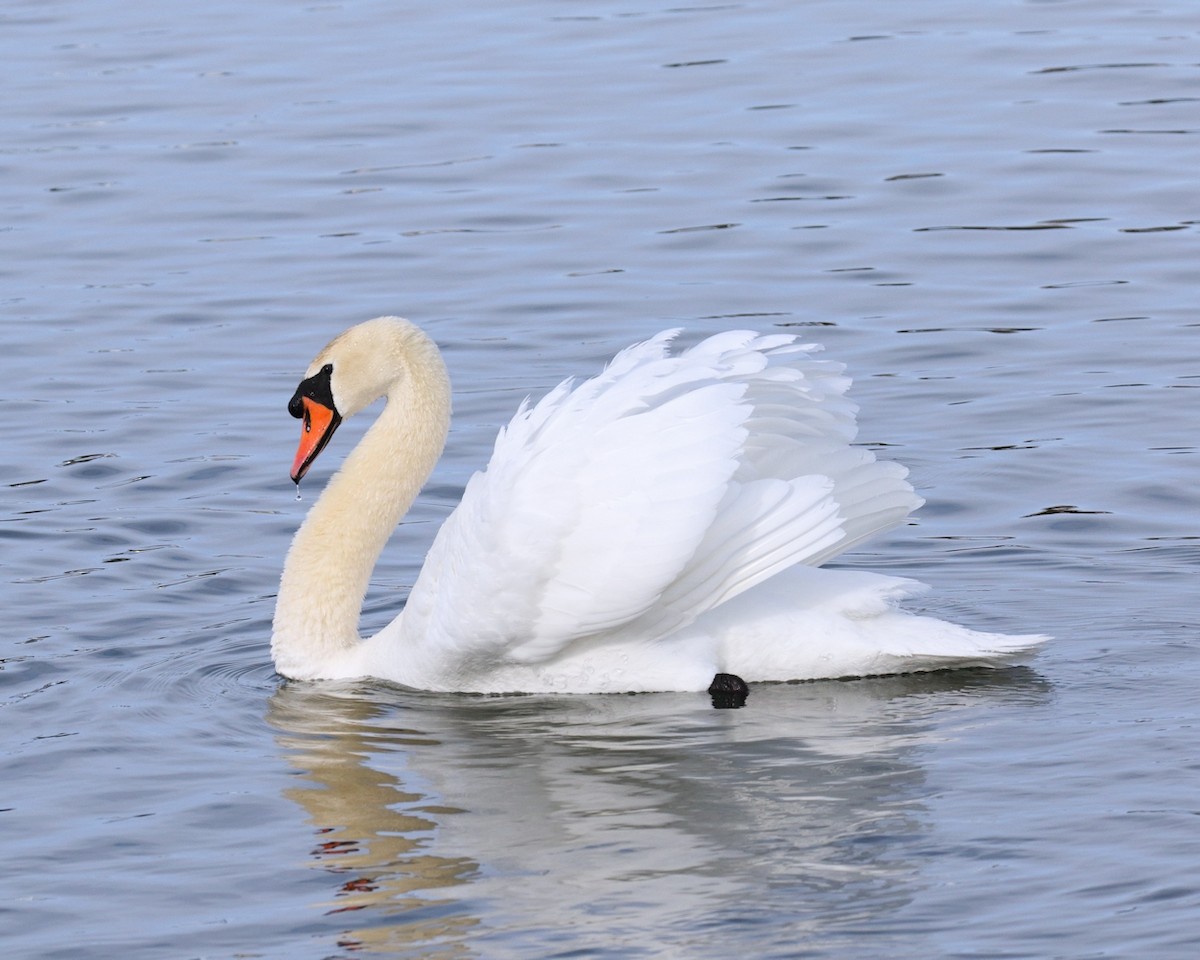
[271,317,1044,693]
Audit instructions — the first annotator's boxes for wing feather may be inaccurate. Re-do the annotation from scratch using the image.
[394,329,921,685]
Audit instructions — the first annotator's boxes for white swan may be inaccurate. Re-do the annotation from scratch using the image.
[271,317,1044,693]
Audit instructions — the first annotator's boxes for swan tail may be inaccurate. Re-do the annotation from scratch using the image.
[865,629,1049,673]
[708,568,1048,681]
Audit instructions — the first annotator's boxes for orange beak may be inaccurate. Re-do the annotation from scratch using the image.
[290,396,342,484]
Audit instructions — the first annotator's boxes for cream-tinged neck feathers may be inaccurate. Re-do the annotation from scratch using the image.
[271,317,450,679]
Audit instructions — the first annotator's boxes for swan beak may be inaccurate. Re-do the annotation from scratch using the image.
[290,397,342,484]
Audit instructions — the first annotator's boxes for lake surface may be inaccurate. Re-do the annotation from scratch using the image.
[3,0,1198,956]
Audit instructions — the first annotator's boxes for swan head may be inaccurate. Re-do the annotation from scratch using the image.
[287,316,444,483]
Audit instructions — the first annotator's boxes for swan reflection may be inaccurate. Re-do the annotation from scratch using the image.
[267,686,480,955]
[267,669,1047,955]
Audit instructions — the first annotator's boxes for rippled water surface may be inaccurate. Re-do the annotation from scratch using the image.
[3,1,1199,957]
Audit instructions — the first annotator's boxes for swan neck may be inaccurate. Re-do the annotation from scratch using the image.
[272,344,450,679]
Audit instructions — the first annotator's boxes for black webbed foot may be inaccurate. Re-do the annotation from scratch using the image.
[707,673,749,709]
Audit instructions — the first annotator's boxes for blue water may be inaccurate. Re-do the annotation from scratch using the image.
[3,1,1199,957]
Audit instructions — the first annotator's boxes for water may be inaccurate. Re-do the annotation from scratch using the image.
[2,0,1198,956]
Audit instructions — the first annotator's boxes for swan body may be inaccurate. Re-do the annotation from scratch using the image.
[272,317,1044,693]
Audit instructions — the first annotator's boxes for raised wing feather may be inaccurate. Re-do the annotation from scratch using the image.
[394,329,920,686]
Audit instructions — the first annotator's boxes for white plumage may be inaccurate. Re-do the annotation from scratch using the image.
[271,317,1045,693]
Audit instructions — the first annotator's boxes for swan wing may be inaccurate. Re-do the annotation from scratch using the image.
[392,330,919,686]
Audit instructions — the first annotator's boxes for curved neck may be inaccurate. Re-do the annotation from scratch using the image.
[272,350,450,679]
